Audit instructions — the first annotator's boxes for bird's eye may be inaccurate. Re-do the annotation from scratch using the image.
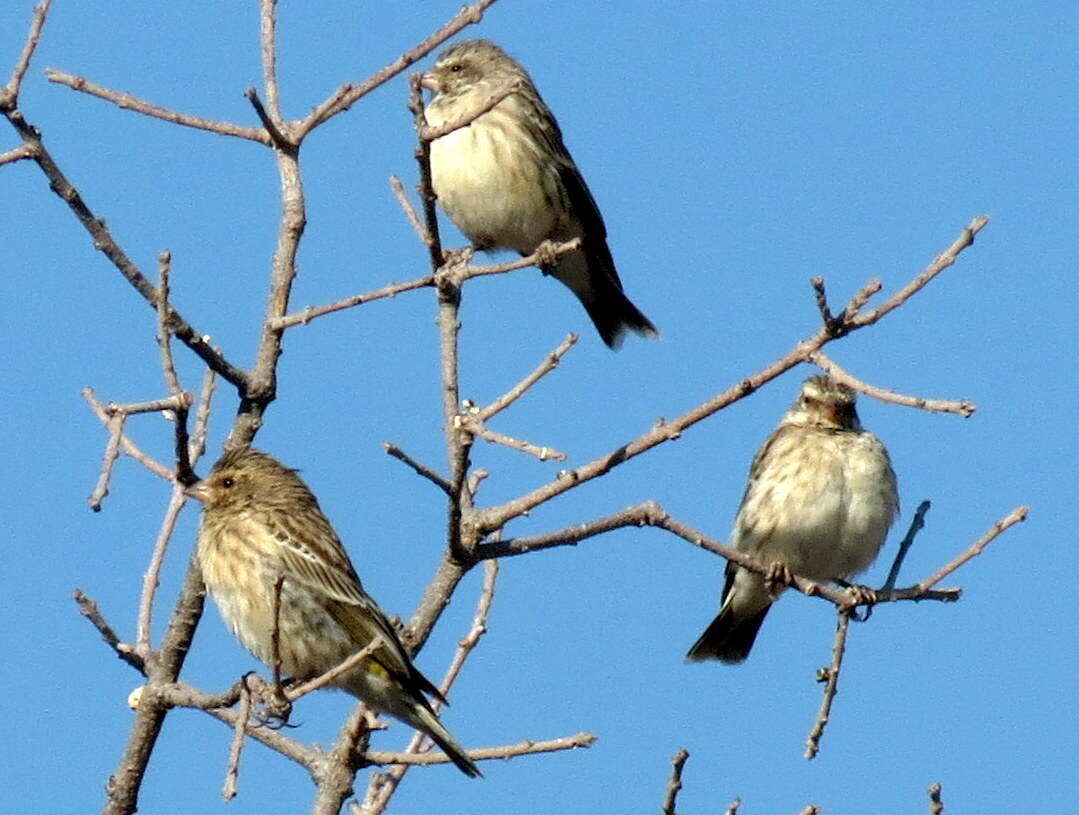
[221,477,235,489]
[450,63,463,72]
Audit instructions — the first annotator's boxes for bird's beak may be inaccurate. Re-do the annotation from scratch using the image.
[184,480,212,503]
[419,72,439,92]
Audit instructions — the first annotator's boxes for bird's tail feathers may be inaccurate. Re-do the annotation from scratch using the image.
[684,602,770,664]
[408,702,483,778]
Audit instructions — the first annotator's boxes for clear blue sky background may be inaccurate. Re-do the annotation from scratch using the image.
[3,2,1075,813]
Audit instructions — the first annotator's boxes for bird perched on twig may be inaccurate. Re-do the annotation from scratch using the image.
[188,447,480,777]
[686,375,899,664]
[421,39,658,349]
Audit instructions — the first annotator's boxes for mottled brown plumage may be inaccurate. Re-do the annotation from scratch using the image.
[422,39,657,348]
[189,447,480,777]
[686,376,899,664]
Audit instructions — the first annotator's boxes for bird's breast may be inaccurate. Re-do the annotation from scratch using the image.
[429,98,562,252]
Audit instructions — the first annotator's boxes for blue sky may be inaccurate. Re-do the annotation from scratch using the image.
[2,1,1075,813]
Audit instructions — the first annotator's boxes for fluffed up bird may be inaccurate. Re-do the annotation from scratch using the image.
[421,39,658,349]
[686,375,899,664]
[188,447,481,777]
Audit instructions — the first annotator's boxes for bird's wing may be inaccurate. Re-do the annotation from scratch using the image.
[512,87,614,254]
[261,510,441,698]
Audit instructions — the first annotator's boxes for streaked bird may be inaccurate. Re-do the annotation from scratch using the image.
[188,447,480,777]
[421,38,658,348]
[686,375,899,664]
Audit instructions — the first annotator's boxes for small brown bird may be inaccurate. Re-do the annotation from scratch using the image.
[188,447,480,777]
[421,39,658,349]
[686,375,899,664]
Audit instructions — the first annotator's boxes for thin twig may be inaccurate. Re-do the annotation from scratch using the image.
[286,636,384,701]
[928,781,944,815]
[0,141,37,165]
[220,679,253,801]
[465,421,567,461]
[881,500,931,595]
[916,506,1029,592]
[851,217,990,327]
[810,352,975,417]
[724,798,742,815]
[810,276,836,330]
[362,561,498,814]
[805,609,852,759]
[472,218,990,535]
[364,732,597,769]
[479,333,578,420]
[269,237,580,330]
[1,0,52,106]
[661,748,690,815]
[82,390,174,484]
[5,99,247,383]
[156,252,196,485]
[256,0,282,125]
[419,80,521,141]
[187,368,217,464]
[295,0,501,138]
[389,175,430,245]
[72,589,145,673]
[382,442,451,494]
[87,412,124,511]
[134,484,189,658]
[245,87,290,149]
[43,69,267,143]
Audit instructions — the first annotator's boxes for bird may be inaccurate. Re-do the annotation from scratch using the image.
[685,375,899,664]
[187,446,481,777]
[421,38,658,349]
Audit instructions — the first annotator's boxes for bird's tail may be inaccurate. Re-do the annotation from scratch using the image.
[546,243,658,349]
[582,282,659,349]
[407,701,483,778]
[684,601,770,665]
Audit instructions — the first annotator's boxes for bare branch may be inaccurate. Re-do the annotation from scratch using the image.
[156,252,197,485]
[382,442,451,494]
[286,637,384,701]
[810,352,975,417]
[43,69,268,143]
[2,102,247,383]
[134,485,189,658]
[880,500,931,595]
[928,782,944,815]
[187,368,217,464]
[473,218,990,534]
[916,506,1029,592]
[269,237,581,330]
[296,0,500,137]
[464,420,567,462]
[0,141,37,165]
[361,561,498,814]
[220,679,253,801]
[82,388,174,482]
[804,609,852,759]
[1,0,52,106]
[256,0,282,125]
[479,333,578,421]
[389,174,430,246]
[419,80,521,141]
[661,748,690,815]
[87,412,124,511]
[72,589,144,673]
[851,216,990,327]
[364,731,597,769]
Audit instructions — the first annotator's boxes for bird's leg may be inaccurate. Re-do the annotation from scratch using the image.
[764,561,795,599]
[532,239,560,273]
[836,578,878,621]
